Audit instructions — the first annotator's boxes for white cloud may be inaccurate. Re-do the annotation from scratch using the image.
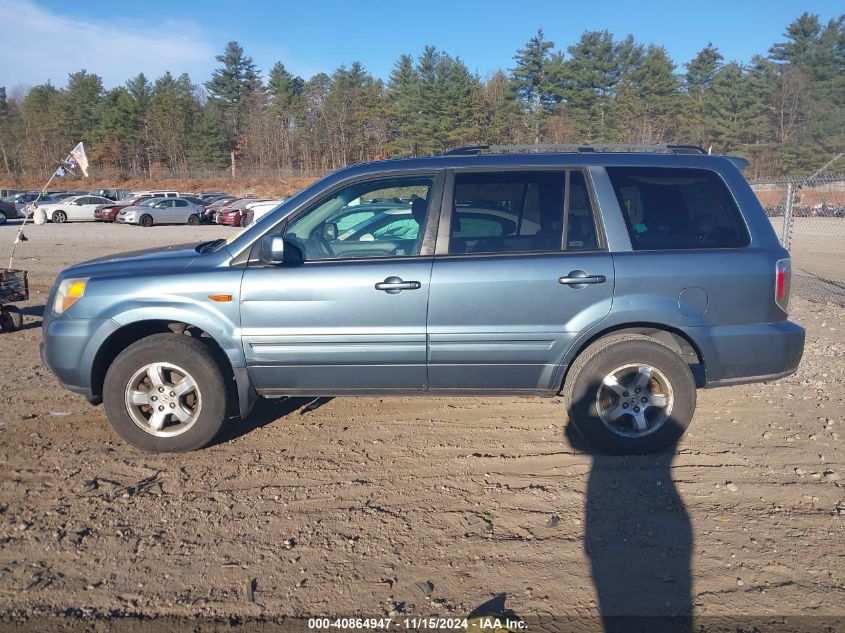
[0,0,215,90]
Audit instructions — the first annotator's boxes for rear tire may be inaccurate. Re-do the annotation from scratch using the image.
[52,210,67,223]
[563,334,696,455]
[0,306,22,331]
[139,214,153,227]
[187,214,200,226]
[103,333,230,452]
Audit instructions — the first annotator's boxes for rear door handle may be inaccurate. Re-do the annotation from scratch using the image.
[559,270,607,287]
[375,276,421,294]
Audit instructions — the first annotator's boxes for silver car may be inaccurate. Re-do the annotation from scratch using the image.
[117,197,203,227]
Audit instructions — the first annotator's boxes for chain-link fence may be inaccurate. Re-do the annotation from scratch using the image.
[751,174,845,306]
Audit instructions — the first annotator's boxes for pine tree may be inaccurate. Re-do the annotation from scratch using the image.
[205,41,261,150]
[769,12,823,65]
[560,30,643,140]
[511,29,555,142]
[385,54,420,157]
[267,62,304,170]
[62,70,103,144]
[482,71,519,145]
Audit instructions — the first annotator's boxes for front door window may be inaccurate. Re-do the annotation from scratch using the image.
[284,176,435,261]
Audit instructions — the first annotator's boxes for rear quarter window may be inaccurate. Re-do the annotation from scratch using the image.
[606,167,750,250]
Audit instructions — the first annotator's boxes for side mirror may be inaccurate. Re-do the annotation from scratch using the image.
[259,234,286,264]
[323,223,338,240]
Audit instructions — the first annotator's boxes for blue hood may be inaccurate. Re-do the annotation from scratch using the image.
[58,243,206,279]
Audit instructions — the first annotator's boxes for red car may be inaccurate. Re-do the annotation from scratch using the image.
[216,208,247,227]
[94,204,123,222]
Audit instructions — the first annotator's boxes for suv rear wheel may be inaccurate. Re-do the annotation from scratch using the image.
[103,333,229,452]
[563,334,696,454]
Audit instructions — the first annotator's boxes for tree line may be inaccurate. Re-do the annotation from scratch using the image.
[0,11,842,180]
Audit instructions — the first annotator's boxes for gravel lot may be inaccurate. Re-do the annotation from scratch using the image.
[0,219,843,631]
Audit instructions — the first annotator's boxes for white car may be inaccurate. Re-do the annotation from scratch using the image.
[117,197,203,227]
[37,195,113,223]
[244,199,285,226]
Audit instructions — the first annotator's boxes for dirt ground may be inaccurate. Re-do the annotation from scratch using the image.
[0,220,843,632]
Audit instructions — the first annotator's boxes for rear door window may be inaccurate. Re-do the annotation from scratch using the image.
[449,171,565,254]
[606,167,749,250]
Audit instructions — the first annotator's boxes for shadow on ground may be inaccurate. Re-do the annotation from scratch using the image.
[213,396,334,446]
[566,422,693,633]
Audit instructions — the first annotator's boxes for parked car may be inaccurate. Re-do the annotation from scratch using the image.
[116,197,203,226]
[0,188,23,198]
[0,191,42,221]
[201,197,238,222]
[132,190,180,198]
[215,198,266,226]
[91,188,131,201]
[49,191,86,201]
[37,195,113,223]
[40,144,805,454]
[179,195,207,208]
[200,191,230,201]
[242,200,285,226]
[94,195,158,222]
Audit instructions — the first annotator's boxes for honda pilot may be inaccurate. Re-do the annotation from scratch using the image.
[40,145,805,454]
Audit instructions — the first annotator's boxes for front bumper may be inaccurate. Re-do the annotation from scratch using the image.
[692,320,805,387]
[40,317,119,401]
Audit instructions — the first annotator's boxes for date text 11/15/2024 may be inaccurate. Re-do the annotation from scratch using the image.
[307,617,526,630]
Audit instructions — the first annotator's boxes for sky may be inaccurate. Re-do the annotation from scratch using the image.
[0,0,842,92]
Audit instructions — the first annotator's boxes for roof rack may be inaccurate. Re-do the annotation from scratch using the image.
[443,144,708,156]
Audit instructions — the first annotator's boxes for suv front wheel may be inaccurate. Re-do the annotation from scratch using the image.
[103,333,229,452]
[563,334,696,455]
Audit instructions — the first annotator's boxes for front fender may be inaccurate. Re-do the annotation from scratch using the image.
[111,303,245,369]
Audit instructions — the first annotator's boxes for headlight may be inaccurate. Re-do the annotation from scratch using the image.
[53,278,89,313]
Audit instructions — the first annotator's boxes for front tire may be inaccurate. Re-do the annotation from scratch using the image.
[52,210,67,223]
[139,214,153,227]
[103,333,229,452]
[0,212,6,225]
[563,334,696,455]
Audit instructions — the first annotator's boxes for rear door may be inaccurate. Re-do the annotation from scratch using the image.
[427,169,614,392]
[173,199,191,222]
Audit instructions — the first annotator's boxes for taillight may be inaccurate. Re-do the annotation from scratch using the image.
[775,258,791,313]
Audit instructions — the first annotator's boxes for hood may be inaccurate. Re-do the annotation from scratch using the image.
[58,243,204,279]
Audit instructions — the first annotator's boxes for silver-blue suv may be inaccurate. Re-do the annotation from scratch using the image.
[40,145,805,454]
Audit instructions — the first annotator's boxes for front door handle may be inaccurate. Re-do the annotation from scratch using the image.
[559,270,607,288]
[375,276,422,294]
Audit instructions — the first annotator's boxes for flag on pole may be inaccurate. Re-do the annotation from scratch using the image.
[69,142,89,177]
[55,165,66,178]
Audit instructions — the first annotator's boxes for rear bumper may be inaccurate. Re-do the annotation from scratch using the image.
[689,320,805,387]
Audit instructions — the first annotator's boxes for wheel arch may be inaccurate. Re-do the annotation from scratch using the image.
[557,322,706,392]
[90,319,256,419]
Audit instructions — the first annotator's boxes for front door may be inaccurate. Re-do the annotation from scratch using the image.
[427,169,614,392]
[240,173,442,394]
